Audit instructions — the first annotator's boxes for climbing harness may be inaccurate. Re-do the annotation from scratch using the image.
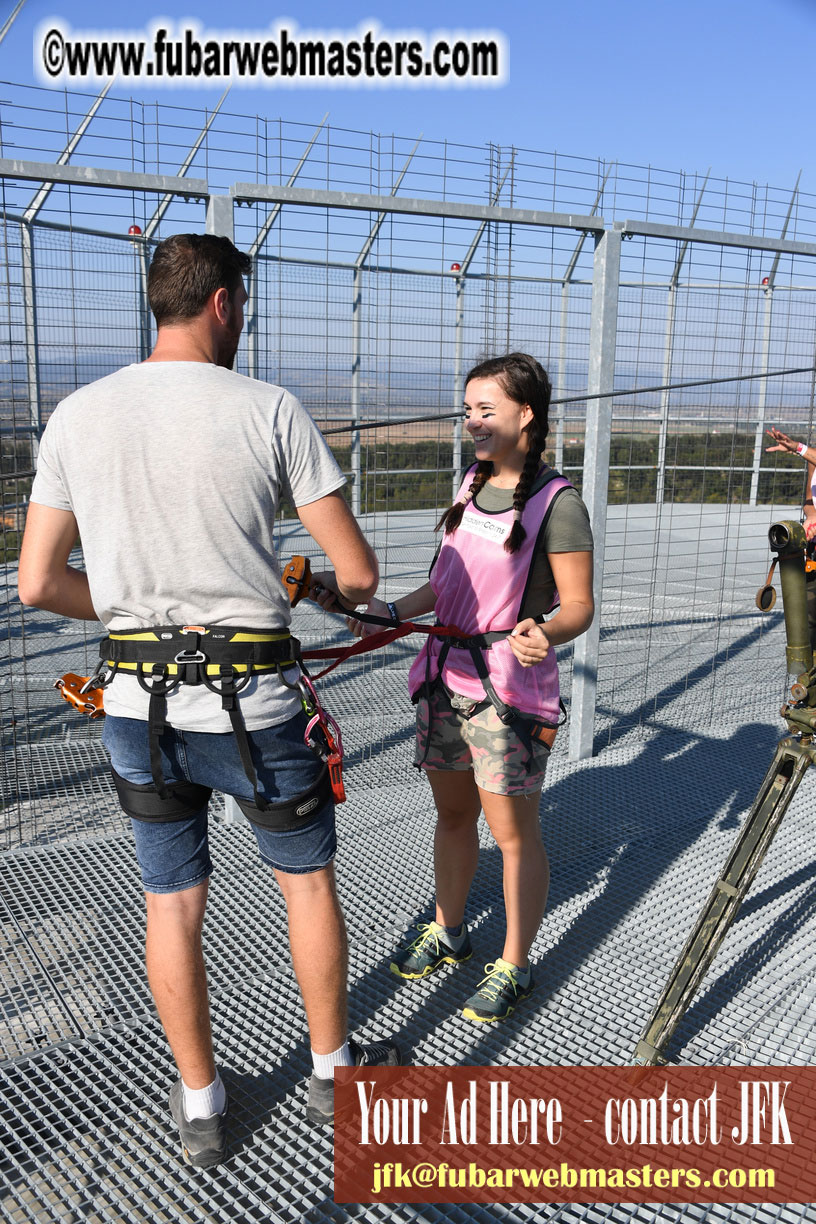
[57,528,566,809]
[84,624,303,810]
[290,569,564,771]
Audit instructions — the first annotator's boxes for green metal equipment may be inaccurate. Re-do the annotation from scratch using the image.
[634,520,816,1066]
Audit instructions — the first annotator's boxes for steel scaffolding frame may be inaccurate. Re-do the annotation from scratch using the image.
[3,138,816,766]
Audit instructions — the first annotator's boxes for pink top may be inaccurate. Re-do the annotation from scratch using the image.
[408,466,572,723]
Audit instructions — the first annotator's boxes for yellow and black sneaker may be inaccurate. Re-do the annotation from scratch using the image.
[462,958,534,1022]
[390,921,472,980]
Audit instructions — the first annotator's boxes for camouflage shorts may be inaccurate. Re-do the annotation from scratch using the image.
[414,683,551,796]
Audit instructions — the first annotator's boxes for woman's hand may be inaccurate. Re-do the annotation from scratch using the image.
[765,427,803,455]
[508,618,551,667]
[347,596,390,639]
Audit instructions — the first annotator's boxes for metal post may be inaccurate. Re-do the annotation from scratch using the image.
[207,194,239,827]
[135,244,151,362]
[451,276,465,496]
[655,285,676,507]
[350,263,363,515]
[749,288,774,506]
[0,0,25,45]
[748,172,800,506]
[555,283,569,474]
[206,194,234,242]
[656,171,709,507]
[20,220,39,451]
[554,165,614,482]
[568,226,621,760]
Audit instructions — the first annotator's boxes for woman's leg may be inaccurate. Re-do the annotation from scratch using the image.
[427,768,482,928]
[478,787,549,968]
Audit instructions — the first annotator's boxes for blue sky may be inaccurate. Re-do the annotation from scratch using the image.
[2,0,815,192]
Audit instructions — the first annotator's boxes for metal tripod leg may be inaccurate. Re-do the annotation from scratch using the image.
[635,735,815,1065]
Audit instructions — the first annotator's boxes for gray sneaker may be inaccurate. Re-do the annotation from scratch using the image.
[306,1038,402,1125]
[168,1080,229,1168]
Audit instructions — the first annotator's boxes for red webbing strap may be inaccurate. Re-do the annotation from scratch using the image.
[300,620,470,679]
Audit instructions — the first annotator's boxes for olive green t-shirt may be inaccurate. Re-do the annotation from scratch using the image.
[473,472,593,617]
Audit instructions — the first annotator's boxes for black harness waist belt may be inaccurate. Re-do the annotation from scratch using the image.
[94,625,300,812]
[414,626,564,772]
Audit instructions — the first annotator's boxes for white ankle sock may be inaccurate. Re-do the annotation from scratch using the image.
[182,1071,227,1120]
[312,1042,354,1080]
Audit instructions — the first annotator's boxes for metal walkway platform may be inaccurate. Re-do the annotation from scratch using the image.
[3,723,816,1222]
[2,507,815,1222]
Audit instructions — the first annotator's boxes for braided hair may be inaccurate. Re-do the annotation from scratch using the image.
[436,352,552,553]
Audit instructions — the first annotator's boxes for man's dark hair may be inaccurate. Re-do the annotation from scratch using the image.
[147,233,252,326]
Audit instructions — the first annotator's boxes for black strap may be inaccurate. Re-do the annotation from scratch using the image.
[102,630,296,670]
[97,626,298,811]
[147,684,170,800]
[413,638,452,769]
[216,665,269,812]
[233,763,332,831]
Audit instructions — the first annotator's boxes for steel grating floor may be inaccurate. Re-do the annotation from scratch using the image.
[3,506,816,1222]
[2,736,816,1222]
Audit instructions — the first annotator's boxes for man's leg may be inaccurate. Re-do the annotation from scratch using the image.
[144,880,215,1087]
[273,862,348,1054]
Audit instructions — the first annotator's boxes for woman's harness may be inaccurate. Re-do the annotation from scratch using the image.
[283,559,563,769]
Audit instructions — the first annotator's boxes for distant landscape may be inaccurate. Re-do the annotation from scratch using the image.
[1,351,811,561]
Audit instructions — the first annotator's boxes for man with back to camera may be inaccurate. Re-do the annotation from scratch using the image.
[17,232,401,1169]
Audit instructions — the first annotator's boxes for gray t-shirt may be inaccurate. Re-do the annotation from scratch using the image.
[474,474,593,615]
[31,362,345,730]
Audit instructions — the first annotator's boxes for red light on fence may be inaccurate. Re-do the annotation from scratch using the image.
[450,262,461,271]
[761,276,769,285]
[128,224,142,236]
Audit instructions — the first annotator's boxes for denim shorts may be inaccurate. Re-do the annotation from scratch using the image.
[103,712,336,892]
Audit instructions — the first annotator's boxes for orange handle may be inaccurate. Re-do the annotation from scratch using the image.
[327,751,346,804]
[281,555,312,606]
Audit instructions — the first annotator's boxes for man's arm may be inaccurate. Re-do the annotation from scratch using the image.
[17,502,98,620]
[296,489,378,605]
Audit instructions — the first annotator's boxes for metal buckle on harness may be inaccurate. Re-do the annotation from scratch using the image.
[174,648,207,665]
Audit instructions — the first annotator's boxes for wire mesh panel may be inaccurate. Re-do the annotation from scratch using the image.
[592,234,816,747]
[2,84,816,845]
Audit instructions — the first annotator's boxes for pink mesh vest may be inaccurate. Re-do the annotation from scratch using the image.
[408,465,572,723]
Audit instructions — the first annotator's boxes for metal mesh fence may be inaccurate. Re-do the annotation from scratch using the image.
[2,85,816,847]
